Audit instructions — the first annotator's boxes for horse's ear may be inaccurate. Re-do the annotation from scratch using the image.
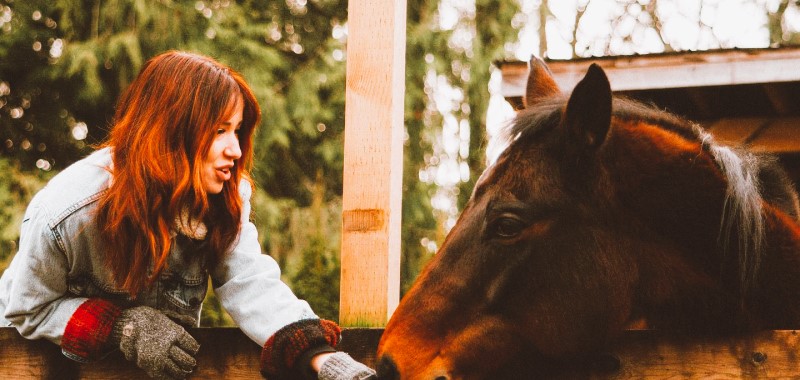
[524,56,561,109]
[562,63,611,150]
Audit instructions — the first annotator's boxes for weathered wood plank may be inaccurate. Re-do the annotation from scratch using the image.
[601,330,800,379]
[0,327,383,379]
[0,328,77,379]
[4,327,800,378]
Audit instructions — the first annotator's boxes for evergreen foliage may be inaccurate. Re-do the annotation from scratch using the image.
[400,0,521,292]
[289,236,341,322]
[458,0,521,208]
[0,156,51,277]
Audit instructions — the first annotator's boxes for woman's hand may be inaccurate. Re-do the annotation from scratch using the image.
[113,306,200,379]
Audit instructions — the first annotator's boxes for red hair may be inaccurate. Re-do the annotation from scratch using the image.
[97,51,261,295]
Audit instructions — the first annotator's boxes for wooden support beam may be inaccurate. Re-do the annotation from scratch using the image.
[706,118,769,146]
[340,0,406,326]
[747,117,800,153]
[704,117,800,153]
[496,48,800,155]
[4,328,800,378]
[497,47,800,98]
[762,83,796,116]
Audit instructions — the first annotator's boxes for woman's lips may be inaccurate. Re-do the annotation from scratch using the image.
[216,167,231,181]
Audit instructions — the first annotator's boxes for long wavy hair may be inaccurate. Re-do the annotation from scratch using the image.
[97,51,261,296]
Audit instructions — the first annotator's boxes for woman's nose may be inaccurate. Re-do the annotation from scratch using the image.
[224,138,241,159]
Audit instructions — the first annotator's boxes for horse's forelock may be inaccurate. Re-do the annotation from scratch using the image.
[489,97,566,166]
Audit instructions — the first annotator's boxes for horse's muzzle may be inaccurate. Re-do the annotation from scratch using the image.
[376,355,399,380]
[377,354,452,380]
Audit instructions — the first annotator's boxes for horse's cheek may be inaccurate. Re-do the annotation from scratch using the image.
[440,316,524,377]
[516,296,615,359]
[523,314,583,357]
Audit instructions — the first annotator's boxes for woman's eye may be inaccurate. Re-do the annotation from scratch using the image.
[216,129,225,135]
[491,217,525,239]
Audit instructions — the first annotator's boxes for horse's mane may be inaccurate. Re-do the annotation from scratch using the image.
[494,96,782,297]
[692,125,765,295]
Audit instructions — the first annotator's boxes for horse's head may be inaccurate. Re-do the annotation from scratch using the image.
[377,58,800,379]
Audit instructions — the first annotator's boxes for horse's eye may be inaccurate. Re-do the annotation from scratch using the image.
[491,217,526,239]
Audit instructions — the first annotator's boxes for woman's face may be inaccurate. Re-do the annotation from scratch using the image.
[202,97,243,194]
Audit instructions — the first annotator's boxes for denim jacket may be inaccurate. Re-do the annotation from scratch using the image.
[0,148,316,353]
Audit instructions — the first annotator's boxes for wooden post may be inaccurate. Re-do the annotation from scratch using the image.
[340,0,406,326]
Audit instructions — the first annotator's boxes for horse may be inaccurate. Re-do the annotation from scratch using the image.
[376,58,800,379]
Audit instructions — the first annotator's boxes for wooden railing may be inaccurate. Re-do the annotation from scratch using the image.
[4,327,800,378]
[0,327,381,379]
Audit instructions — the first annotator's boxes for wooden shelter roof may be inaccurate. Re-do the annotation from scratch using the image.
[495,47,800,154]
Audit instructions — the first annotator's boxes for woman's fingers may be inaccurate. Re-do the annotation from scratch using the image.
[175,331,200,356]
[169,344,198,371]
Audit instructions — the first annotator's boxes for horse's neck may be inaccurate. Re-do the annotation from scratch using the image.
[749,203,800,328]
[634,200,800,331]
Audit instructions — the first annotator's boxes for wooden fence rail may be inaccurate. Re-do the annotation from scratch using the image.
[0,327,382,379]
[3,327,800,378]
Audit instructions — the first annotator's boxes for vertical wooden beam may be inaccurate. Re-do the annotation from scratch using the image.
[340,0,406,326]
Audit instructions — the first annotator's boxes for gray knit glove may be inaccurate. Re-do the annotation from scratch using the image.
[112,306,200,380]
[318,352,377,380]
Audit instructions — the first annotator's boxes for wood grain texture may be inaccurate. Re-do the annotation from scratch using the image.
[6,328,800,378]
[601,329,800,379]
[340,0,407,327]
[0,327,383,379]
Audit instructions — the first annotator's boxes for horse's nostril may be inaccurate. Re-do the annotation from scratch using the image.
[377,354,400,380]
[434,377,448,380]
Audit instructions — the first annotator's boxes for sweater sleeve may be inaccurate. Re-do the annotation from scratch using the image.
[210,181,318,346]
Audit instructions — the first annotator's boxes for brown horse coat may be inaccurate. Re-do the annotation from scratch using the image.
[377,59,800,380]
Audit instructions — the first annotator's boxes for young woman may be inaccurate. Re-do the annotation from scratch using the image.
[0,51,375,380]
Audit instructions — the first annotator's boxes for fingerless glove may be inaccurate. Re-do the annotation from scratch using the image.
[318,352,377,380]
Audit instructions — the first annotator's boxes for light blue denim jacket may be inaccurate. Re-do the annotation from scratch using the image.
[0,148,316,357]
